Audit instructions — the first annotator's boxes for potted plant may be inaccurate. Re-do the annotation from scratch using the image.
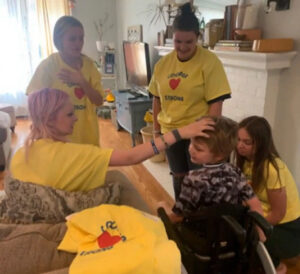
[144,0,198,42]
[94,13,113,52]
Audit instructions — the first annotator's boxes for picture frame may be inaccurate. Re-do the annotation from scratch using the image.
[127,25,143,42]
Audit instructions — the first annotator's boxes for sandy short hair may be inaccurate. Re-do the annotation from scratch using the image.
[53,16,83,51]
[193,116,238,159]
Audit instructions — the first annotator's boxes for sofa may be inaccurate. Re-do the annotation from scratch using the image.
[0,104,16,133]
[0,170,152,274]
[0,111,11,171]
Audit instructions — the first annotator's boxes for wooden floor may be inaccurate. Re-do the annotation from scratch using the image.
[1,117,299,273]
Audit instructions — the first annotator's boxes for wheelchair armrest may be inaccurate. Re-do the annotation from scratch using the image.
[221,215,247,245]
[247,211,273,238]
[157,207,186,251]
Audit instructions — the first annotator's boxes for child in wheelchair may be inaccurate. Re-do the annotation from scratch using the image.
[159,116,264,229]
[158,116,271,273]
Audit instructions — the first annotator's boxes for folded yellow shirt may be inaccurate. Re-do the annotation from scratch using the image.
[58,204,181,274]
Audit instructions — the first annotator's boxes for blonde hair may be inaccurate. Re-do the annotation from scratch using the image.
[25,88,70,155]
[194,116,238,160]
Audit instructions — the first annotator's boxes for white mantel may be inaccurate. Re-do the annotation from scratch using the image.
[212,50,297,71]
[154,46,297,126]
[214,50,297,126]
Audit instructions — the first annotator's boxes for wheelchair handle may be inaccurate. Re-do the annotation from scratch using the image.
[247,211,273,238]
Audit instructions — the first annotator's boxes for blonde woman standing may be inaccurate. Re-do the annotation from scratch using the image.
[27,16,103,146]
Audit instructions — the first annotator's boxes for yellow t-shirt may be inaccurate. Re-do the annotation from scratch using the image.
[58,204,181,274]
[10,139,113,191]
[26,53,104,146]
[243,158,300,224]
[148,45,231,133]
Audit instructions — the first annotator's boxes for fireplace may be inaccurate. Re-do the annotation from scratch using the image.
[213,50,297,127]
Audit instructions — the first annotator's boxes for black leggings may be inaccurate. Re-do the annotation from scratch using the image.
[264,217,300,267]
[165,139,201,200]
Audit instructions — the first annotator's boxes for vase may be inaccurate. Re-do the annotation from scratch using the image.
[96,40,107,52]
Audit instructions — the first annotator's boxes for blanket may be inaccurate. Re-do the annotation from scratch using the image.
[58,204,181,274]
[0,177,120,224]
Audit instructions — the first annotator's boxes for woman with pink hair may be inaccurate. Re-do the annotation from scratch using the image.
[11,88,215,192]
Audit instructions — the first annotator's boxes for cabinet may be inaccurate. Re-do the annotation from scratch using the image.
[113,90,152,146]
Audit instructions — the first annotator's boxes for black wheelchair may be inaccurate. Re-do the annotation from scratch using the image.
[157,204,276,274]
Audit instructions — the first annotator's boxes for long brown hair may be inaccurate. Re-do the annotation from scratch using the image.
[236,116,281,191]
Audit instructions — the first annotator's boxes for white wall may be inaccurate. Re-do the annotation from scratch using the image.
[258,0,300,187]
[115,0,167,88]
[194,0,236,22]
[71,0,117,61]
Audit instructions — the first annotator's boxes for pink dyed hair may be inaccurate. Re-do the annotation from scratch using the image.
[25,88,70,152]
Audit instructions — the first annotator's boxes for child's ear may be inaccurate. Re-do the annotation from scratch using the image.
[215,154,225,162]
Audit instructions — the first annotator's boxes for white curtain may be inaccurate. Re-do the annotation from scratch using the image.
[0,0,41,116]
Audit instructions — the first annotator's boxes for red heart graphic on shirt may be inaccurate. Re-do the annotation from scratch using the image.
[169,78,181,90]
[74,88,84,99]
[97,231,122,248]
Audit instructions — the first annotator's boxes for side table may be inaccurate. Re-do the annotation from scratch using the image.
[113,90,152,146]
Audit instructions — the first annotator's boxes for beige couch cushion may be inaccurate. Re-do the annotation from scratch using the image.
[0,222,75,274]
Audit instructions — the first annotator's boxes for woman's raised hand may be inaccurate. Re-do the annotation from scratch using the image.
[57,69,85,86]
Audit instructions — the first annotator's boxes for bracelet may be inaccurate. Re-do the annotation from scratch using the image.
[172,129,182,142]
[150,139,160,155]
[160,135,169,149]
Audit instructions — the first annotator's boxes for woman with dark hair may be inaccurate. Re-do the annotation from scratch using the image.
[236,115,300,274]
[26,16,103,146]
[149,2,231,199]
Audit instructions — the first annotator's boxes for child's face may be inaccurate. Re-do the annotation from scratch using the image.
[189,139,222,165]
[237,128,255,160]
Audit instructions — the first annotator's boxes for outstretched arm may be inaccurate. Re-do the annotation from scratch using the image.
[109,117,215,166]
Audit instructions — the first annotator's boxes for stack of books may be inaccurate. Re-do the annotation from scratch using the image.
[214,40,253,52]
[164,38,173,48]
[223,5,238,40]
